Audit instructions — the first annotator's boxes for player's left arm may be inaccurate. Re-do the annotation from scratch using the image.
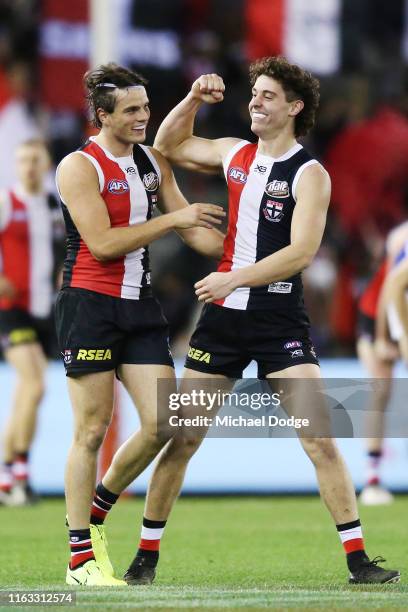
[195,164,330,302]
[380,258,408,363]
[151,147,226,259]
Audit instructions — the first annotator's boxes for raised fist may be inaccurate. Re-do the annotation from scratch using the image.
[190,74,225,104]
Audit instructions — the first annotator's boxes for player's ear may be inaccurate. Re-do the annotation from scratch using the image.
[289,99,304,117]
[97,108,109,126]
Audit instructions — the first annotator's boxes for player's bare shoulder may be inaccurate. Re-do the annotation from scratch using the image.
[296,162,331,203]
[57,151,101,201]
[146,146,170,176]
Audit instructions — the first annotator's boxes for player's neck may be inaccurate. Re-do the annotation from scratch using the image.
[257,131,298,159]
[94,132,133,158]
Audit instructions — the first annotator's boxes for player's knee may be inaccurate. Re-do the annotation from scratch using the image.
[140,426,164,452]
[302,437,339,465]
[175,434,203,460]
[75,421,110,453]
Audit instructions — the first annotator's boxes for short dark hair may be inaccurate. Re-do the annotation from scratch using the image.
[249,56,320,137]
[84,62,147,128]
[17,138,51,158]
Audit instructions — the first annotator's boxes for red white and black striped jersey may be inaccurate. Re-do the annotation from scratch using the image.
[57,138,161,300]
[0,186,60,317]
[216,140,320,310]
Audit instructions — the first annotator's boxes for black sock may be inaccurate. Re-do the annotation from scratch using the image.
[347,550,370,572]
[90,482,119,525]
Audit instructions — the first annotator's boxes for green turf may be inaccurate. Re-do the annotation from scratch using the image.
[1,497,407,609]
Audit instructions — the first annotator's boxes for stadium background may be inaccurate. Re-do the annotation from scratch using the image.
[0,0,408,494]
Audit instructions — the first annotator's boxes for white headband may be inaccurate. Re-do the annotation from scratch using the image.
[95,83,144,90]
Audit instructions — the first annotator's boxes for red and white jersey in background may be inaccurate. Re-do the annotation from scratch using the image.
[216,140,320,311]
[57,138,161,300]
[0,186,57,317]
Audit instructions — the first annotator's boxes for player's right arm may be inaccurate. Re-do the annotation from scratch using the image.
[57,153,224,262]
[154,74,239,174]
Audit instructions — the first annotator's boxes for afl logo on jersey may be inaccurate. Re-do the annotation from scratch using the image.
[143,172,159,192]
[228,167,247,184]
[265,180,289,198]
[107,179,129,194]
[263,200,284,223]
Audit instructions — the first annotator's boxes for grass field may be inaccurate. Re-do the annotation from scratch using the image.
[1,496,407,610]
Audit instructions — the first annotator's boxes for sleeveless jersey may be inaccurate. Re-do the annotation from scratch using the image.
[57,137,160,300]
[216,141,319,310]
[0,187,59,317]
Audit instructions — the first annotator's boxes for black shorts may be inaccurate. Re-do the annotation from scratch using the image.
[184,303,319,379]
[356,311,375,341]
[55,288,174,377]
[0,308,55,357]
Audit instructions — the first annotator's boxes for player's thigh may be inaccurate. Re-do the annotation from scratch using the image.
[118,363,176,433]
[180,367,233,416]
[175,368,234,443]
[67,370,116,430]
[5,342,47,382]
[356,336,393,378]
[266,364,331,437]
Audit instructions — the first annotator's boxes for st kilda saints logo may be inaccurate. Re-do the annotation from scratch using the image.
[264,179,289,198]
[263,199,284,223]
[142,172,159,191]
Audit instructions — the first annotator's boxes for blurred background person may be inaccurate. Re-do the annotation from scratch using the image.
[0,139,64,505]
[356,223,408,505]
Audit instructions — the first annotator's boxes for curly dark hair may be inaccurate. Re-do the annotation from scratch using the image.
[84,63,147,128]
[249,56,320,137]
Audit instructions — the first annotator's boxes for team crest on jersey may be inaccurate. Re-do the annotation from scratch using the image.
[228,167,247,184]
[263,200,284,223]
[107,179,129,194]
[143,172,159,191]
[265,180,289,198]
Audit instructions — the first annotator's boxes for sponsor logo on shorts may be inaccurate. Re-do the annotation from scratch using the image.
[310,345,317,359]
[263,199,284,223]
[63,349,72,365]
[76,349,112,361]
[9,328,37,345]
[188,347,211,364]
[268,282,292,294]
[265,180,289,198]
[143,172,159,191]
[107,179,129,194]
[228,167,247,184]
[284,340,303,350]
[291,349,304,358]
